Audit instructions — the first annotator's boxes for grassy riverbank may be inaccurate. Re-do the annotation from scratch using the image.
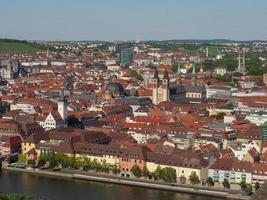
[0,194,32,200]
[2,167,250,200]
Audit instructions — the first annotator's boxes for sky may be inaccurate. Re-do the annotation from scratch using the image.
[0,0,267,41]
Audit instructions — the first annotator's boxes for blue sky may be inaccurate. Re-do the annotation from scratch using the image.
[0,0,266,41]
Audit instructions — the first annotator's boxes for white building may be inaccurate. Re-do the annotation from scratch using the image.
[206,85,232,99]
[127,130,159,144]
[208,158,252,184]
[245,112,267,126]
[230,141,260,161]
[36,111,65,131]
[214,67,226,76]
[11,103,37,114]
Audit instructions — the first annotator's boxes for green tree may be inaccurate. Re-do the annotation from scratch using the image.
[189,172,200,185]
[142,167,150,178]
[37,152,46,167]
[211,112,225,119]
[48,152,58,169]
[216,74,232,82]
[17,153,27,164]
[154,166,177,183]
[255,182,260,191]
[131,165,142,178]
[223,178,230,189]
[171,65,178,73]
[110,51,117,57]
[206,177,214,187]
[162,167,177,183]
[131,70,143,81]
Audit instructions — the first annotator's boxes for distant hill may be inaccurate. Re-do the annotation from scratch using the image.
[0,39,46,54]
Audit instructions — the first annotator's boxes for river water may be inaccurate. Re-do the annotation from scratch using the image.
[0,170,223,200]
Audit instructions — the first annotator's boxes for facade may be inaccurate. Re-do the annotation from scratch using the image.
[146,152,208,184]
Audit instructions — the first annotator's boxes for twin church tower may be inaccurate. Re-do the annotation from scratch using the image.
[149,68,170,105]
[149,65,197,105]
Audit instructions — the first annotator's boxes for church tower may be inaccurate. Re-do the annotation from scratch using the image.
[58,89,68,126]
[151,68,169,105]
[152,69,159,105]
[192,63,197,85]
[162,68,170,102]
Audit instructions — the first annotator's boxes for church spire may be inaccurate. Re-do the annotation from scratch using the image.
[163,68,169,81]
[154,68,159,81]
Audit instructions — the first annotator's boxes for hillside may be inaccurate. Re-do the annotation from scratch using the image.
[0,39,45,54]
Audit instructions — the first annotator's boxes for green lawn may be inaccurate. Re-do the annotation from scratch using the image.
[0,42,44,54]
[208,46,221,57]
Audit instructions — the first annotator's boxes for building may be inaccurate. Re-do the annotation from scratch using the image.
[0,59,20,80]
[149,69,169,105]
[206,86,232,99]
[246,112,267,126]
[169,84,206,104]
[57,97,68,126]
[120,49,133,67]
[208,158,252,184]
[36,111,65,131]
[214,67,227,76]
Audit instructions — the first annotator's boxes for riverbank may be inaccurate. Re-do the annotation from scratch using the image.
[1,166,250,200]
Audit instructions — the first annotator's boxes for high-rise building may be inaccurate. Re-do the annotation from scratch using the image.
[120,49,133,67]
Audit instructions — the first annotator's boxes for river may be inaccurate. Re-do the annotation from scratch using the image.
[0,170,223,200]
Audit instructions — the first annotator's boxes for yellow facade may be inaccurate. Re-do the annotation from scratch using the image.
[76,154,118,166]
[146,162,202,184]
[22,142,36,155]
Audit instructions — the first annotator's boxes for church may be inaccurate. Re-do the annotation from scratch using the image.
[149,65,206,105]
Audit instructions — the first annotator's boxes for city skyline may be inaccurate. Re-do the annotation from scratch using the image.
[0,0,267,41]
